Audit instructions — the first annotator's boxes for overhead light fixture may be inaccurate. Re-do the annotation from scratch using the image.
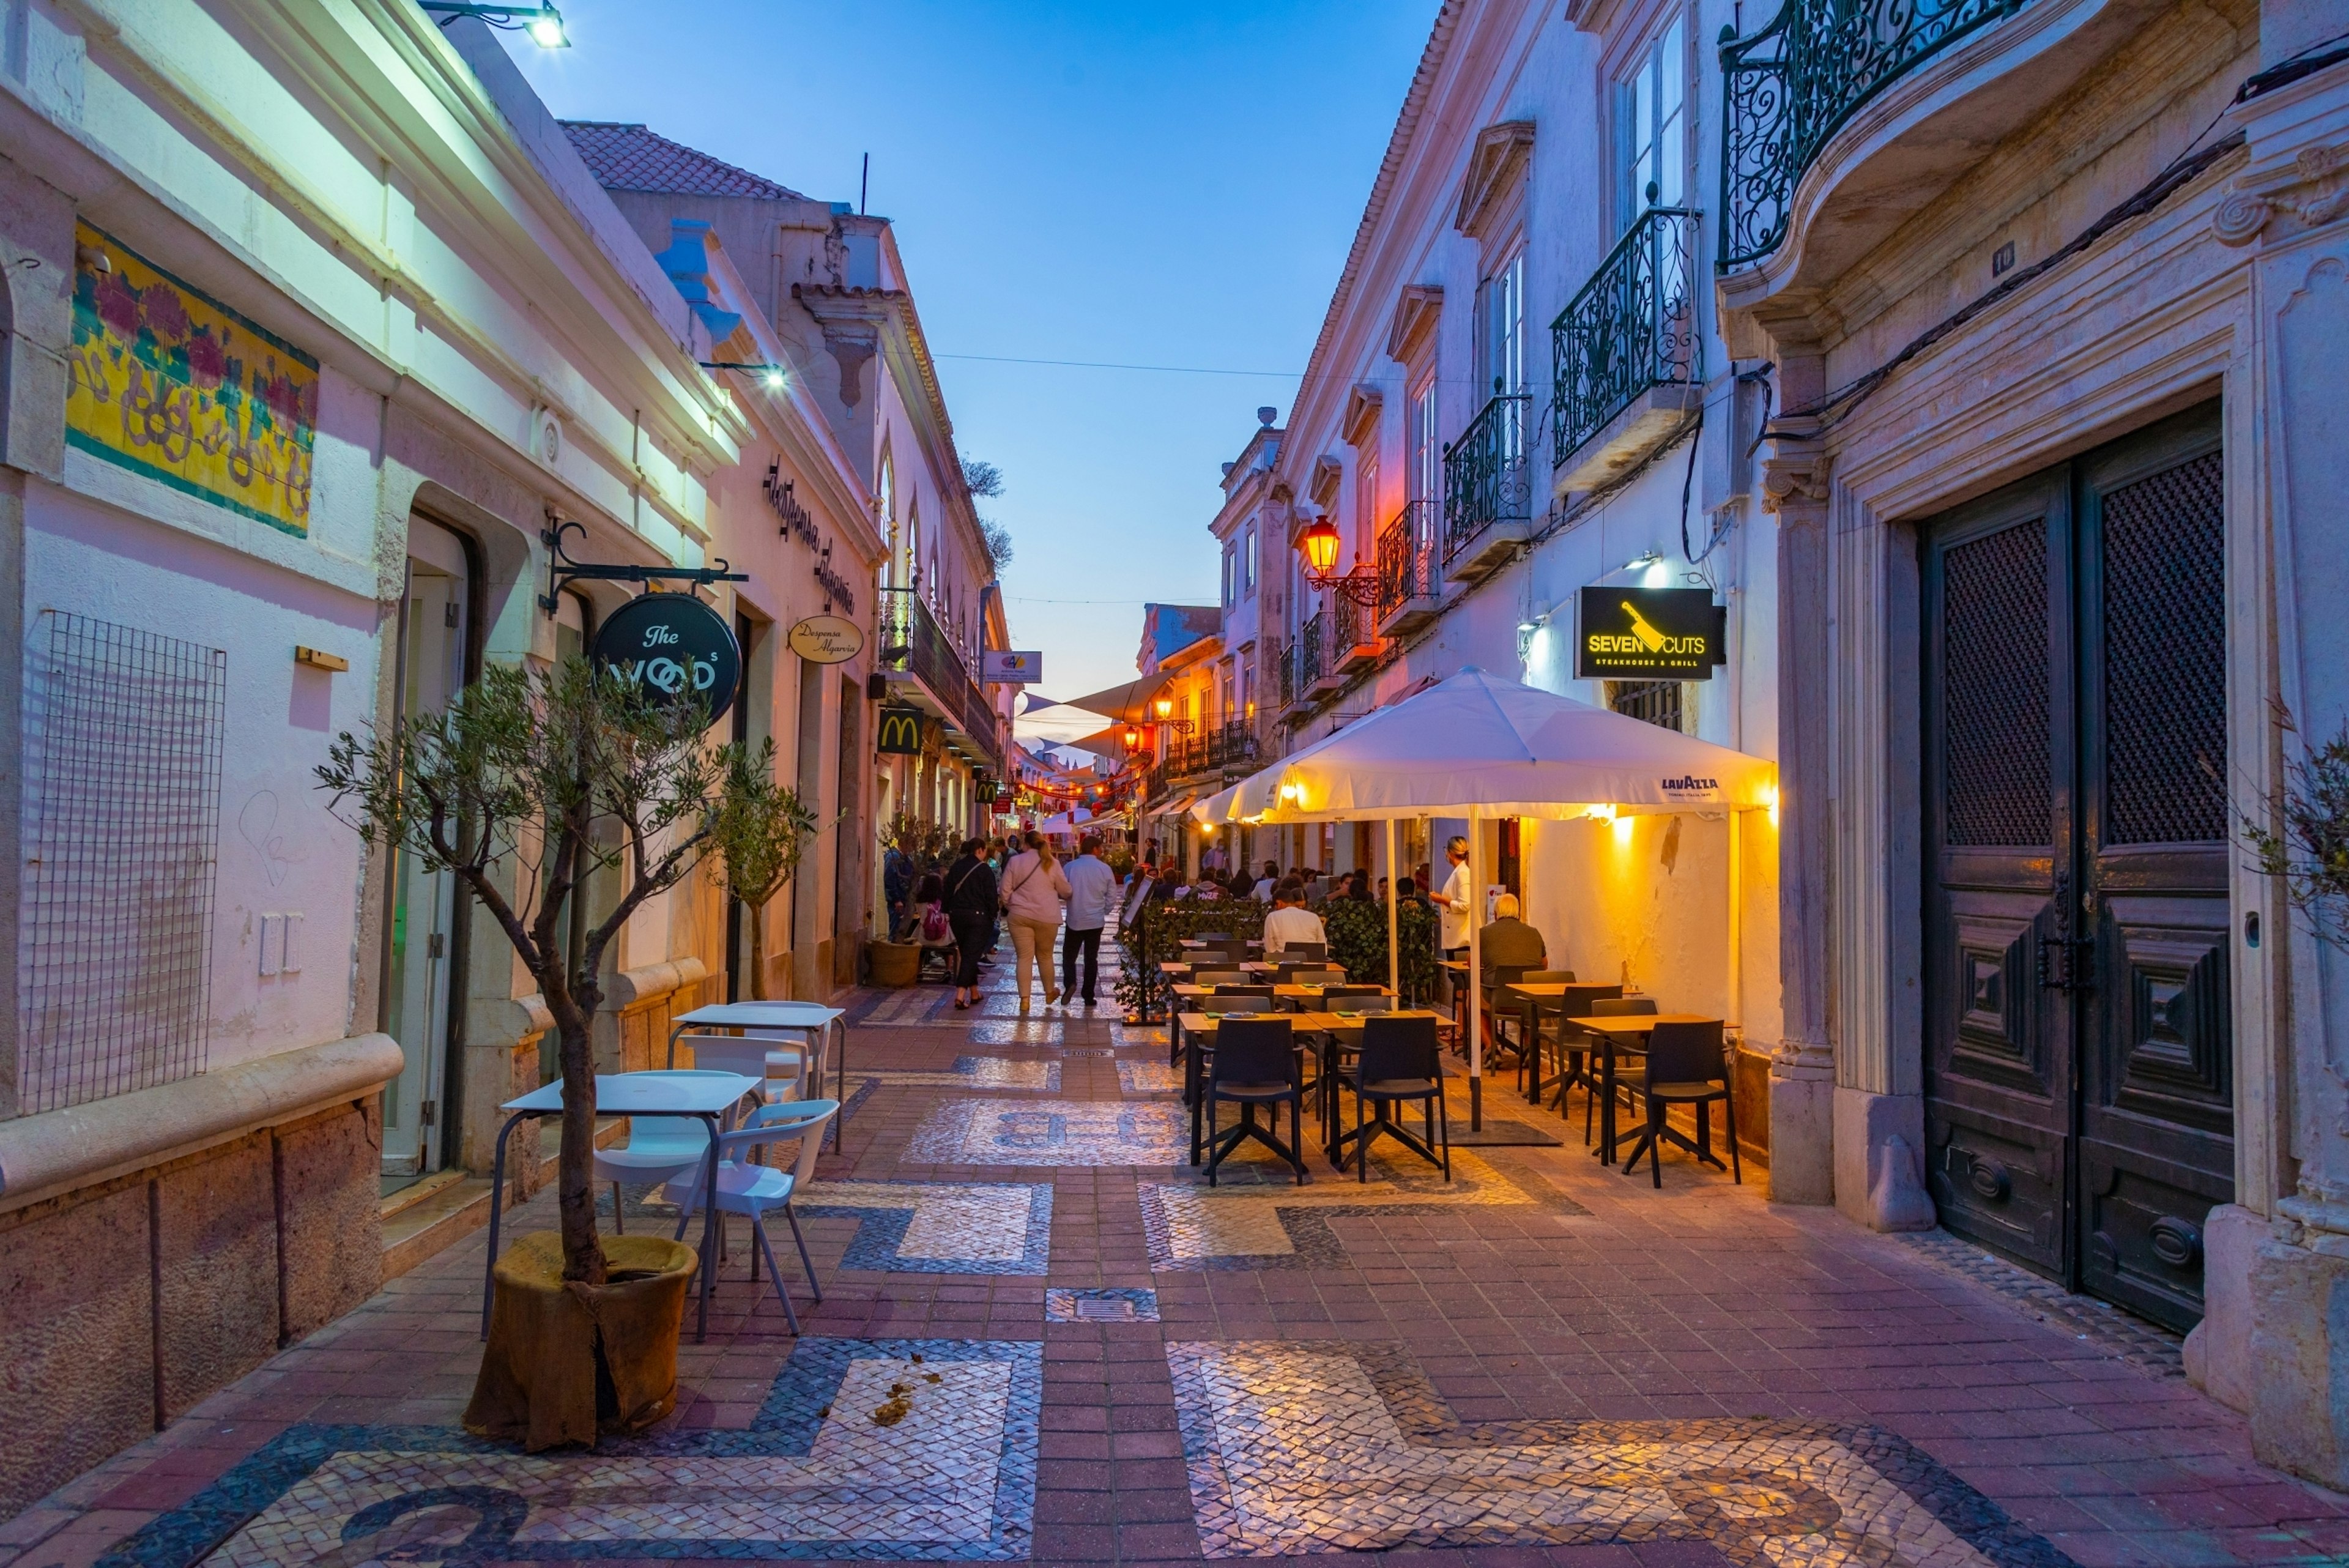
[698,360,786,389]
[420,3,570,48]
[1625,551,1660,571]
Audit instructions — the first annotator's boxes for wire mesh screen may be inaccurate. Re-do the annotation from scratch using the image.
[1607,679,1685,733]
[18,613,227,1113]
[1942,519,2052,847]
[2102,450,2227,845]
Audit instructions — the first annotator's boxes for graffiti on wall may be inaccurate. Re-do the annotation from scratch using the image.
[66,222,319,537]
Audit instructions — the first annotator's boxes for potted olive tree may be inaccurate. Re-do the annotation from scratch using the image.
[869,811,956,986]
[318,655,747,1450]
[711,740,818,1000]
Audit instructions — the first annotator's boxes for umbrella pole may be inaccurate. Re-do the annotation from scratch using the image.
[1467,808,1482,1132]
[1384,819,1400,1001]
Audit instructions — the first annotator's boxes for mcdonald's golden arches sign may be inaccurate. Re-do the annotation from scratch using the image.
[876,705,927,756]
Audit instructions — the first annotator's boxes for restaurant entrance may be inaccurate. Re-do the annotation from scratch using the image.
[1920,404,2232,1334]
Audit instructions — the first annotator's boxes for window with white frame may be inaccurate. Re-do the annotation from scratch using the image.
[1222,542,1235,608]
[1476,250,1526,402]
[1243,524,1256,592]
[1407,374,1439,505]
[1622,14,1687,226]
[1355,448,1381,563]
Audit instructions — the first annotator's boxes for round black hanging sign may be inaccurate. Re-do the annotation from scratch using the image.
[591,592,741,727]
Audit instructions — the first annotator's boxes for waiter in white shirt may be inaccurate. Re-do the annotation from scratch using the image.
[1435,834,1473,959]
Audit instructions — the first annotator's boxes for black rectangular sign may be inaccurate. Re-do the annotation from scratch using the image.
[1575,587,1727,680]
[876,705,927,756]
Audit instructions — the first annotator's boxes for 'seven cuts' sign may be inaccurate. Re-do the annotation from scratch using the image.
[1575,587,1727,680]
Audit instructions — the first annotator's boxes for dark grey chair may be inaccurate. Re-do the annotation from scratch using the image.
[1619,1020,1739,1187]
[1204,1017,1305,1186]
[1342,1014,1449,1183]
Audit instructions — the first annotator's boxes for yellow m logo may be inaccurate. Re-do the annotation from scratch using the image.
[877,707,925,756]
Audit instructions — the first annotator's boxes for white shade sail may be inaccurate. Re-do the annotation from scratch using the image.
[1194,667,1775,823]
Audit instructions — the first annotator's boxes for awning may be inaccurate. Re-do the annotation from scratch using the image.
[1060,672,1173,724]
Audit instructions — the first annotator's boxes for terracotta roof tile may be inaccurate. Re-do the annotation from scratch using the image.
[558,121,803,200]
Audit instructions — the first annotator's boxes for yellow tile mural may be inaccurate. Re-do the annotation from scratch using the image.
[66,223,318,536]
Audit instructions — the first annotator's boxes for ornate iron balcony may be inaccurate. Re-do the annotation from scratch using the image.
[1720,0,2028,269]
[877,587,1002,771]
[1442,392,1532,567]
[1297,611,1327,692]
[1550,207,1701,469]
[1376,499,1438,626]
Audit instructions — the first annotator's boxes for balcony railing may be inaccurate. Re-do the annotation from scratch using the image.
[1333,591,1371,657]
[1551,207,1701,467]
[1442,392,1532,567]
[1376,499,1438,626]
[877,587,1003,771]
[1297,611,1327,692]
[1720,0,2028,268]
[1165,721,1260,779]
[1277,641,1296,708]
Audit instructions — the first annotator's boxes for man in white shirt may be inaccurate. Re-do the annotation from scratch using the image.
[1436,835,1473,957]
[1059,834,1119,1006]
[1260,879,1327,958]
[1250,860,1280,902]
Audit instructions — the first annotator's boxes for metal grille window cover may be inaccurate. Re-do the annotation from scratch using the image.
[1376,499,1438,623]
[1549,209,1701,469]
[2103,451,2226,845]
[1442,392,1533,565]
[1719,0,2030,268]
[20,614,227,1113]
[1607,679,1685,733]
[1943,520,2052,847]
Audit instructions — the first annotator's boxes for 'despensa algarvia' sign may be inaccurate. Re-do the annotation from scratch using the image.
[1575,587,1729,680]
[591,592,741,726]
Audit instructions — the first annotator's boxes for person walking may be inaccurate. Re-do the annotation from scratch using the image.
[1059,833,1117,1007]
[1000,830,1072,1013]
[942,838,998,1011]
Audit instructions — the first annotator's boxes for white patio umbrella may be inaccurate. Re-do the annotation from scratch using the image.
[1195,667,1775,1125]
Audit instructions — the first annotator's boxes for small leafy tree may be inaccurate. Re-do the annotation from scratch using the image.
[2246,707,2349,950]
[879,810,958,873]
[317,656,740,1286]
[711,740,819,1000]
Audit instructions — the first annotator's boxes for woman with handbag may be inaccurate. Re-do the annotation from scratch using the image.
[1000,830,1072,1013]
[942,839,998,1011]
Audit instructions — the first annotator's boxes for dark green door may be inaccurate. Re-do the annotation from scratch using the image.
[1921,405,2233,1331]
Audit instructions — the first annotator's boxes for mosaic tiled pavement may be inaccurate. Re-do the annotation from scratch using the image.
[13,937,2349,1567]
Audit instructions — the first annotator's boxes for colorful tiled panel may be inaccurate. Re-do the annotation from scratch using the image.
[1168,1340,2074,1565]
[1138,1148,1581,1271]
[807,1181,1052,1274]
[904,1098,1190,1168]
[97,1339,1040,1565]
[1043,1287,1161,1324]
[1114,1060,1182,1096]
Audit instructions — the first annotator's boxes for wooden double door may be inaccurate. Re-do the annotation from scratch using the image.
[1921,404,2233,1332]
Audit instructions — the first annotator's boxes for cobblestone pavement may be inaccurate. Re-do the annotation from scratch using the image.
[9,946,2349,1567]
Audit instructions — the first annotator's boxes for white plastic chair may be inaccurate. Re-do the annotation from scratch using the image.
[590,1069,740,1235]
[664,1097,840,1332]
[675,1033,807,1102]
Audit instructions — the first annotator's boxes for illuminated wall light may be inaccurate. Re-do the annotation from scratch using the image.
[1584,804,1617,824]
[1764,785,1780,829]
[1612,812,1636,845]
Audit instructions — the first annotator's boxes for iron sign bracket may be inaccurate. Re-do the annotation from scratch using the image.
[538,519,746,617]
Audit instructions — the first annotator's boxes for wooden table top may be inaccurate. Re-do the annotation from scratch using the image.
[1176,1008,1442,1037]
[1273,983,1392,1000]
[1505,983,1629,1000]
[1565,1013,1720,1035]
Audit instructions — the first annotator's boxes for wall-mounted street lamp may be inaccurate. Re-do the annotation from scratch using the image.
[420,3,569,47]
[700,361,788,392]
[1150,694,1195,736]
[1296,516,1379,606]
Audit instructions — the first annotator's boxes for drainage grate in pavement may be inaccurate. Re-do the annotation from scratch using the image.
[1894,1228,2185,1376]
[1045,1287,1160,1323]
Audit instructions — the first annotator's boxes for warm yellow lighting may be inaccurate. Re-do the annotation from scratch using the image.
[1278,781,1306,804]
[1613,813,1636,845]
[1763,785,1780,829]
[1122,724,1142,751]
[1152,695,1174,721]
[1200,822,1216,836]
[1299,518,1342,575]
[1584,804,1617,824]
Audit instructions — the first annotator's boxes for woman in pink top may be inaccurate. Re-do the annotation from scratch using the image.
[999,831,1073,1013]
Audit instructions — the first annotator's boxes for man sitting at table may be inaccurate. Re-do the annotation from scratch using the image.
[1260,879,1327,958]
[1479,893,1547,970]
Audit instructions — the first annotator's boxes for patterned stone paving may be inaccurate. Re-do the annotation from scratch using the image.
[15,924,2349,1568]
[1171,1340,2065,1564]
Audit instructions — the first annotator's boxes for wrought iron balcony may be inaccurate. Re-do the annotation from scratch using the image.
[1167,720,1260,779]
[1332,591,1378,671]
[1276,640,1296,710]
[1720,0,2028,269]
[1550,207,1701,483]
[877,587,1003,771]
[1442,391,1532,578]
[1376,499,1439,636]
[1297,611,1328,694]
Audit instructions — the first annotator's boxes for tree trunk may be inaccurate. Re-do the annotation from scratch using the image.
[747,899,768,1001]
[552,1009,606,1285]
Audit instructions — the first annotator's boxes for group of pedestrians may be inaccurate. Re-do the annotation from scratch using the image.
[934,831,1119,1013]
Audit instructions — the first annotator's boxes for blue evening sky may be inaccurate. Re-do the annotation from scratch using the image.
[497,1,1433,748]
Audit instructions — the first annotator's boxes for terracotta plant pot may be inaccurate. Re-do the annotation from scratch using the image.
[867,938,920,987]
[463,1230,697,1451]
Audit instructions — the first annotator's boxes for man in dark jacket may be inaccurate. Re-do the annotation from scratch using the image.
[942,839,998,1010]
[1478,893,1548,970]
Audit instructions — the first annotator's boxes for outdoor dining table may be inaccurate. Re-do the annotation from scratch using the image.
[1308,1008,1447,1164]
[667,1001,848,1150]
[1567,1013,1723,1167]
[482,1069,763,1343]
[1501,983,1625,1105]
[1176,1009,1343,1165]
